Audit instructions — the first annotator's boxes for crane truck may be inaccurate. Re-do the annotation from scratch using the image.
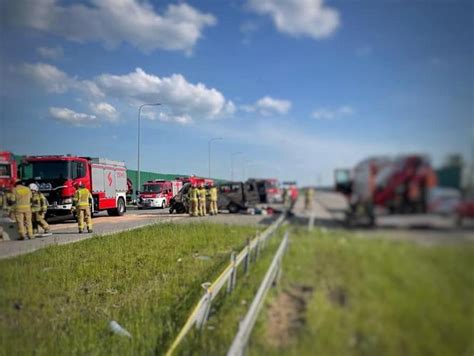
[335,155,438,226]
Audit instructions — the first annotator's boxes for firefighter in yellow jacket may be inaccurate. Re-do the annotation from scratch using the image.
[188,183,198,217]
[73,181,93,233]
[29,183,50,235]
[197,183,207,216]
[209,183,218,216]
[12,180,34,240]
[304,187,314,211]
[4,189,15,220]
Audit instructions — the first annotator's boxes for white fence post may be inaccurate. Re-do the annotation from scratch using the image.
[227,252,237,293]
[196,287,213,329]
[244,238,251,275]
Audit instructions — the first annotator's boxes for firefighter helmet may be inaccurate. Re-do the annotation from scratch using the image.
[29,183,39,192]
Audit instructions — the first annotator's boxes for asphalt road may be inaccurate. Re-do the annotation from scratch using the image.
[304,190,474,246]
[2,192,473,259]
[0,206,278,259]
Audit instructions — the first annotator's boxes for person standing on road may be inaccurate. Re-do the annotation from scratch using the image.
[5,188,16,220]
[73,181,93,233]
[29,183,50,235]
[198,183,207,216]
[188,183,198,217]
[12,180,34,240]
[209,183,218,216]
[282,187,289,207]
[304,187,314,211]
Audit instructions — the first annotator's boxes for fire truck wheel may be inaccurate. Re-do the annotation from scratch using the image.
[108,198,126,216]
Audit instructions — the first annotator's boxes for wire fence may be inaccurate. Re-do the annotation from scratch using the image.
[227,230,289,356]
[165,213,287,356]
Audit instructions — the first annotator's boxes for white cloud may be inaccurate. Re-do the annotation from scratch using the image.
[19,63,234,123]
[49,107,98,127]
[312,106,355,120]
[247,0,340,39]
[89,102,118,121]
[19,62,70,93]
[4,0,216,53]
[95,67,234,121]
[18,62,105,98]
[37,46,63,60]
[243,96,292,115]
[158,112,193,125]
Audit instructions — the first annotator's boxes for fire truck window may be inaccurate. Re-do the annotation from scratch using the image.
[72,161,85,179]
[0,164,11,177]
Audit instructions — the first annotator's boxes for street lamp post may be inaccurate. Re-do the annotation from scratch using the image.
[208,137,223,178]
[231,152,242,181]
[137,103,161,196]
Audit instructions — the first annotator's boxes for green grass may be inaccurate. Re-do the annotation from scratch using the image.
[178,228,474,356]
[177,229,287,355]
[0,223,260,355]
[248,228,474,356]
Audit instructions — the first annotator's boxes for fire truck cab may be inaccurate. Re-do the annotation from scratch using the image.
[0,151,17,191]
[21,155,128,217]
[137,180,183,209]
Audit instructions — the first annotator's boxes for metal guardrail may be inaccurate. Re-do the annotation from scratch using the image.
[227,231,289,356]
[165,213,286,356]
[308,212,315,231]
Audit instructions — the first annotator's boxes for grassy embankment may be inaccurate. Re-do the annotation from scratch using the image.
[181,228,474,356]
[0,222,261,355]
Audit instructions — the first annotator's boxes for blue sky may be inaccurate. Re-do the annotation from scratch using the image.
[0,0,472,185]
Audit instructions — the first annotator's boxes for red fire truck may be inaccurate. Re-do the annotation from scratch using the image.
[137,179,183,209]
[0,151,18,191]
[21,155,128,217]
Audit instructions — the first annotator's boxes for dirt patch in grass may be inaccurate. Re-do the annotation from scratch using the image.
[327,285,348,307]
[265,285,313,347]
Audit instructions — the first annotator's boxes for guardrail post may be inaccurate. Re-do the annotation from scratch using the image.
[308,213,315,231]
[227,232,290,356]
[196,286,212,329]
[244,238,251,275]
[227,252,237,294]
[255,235,261,261]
